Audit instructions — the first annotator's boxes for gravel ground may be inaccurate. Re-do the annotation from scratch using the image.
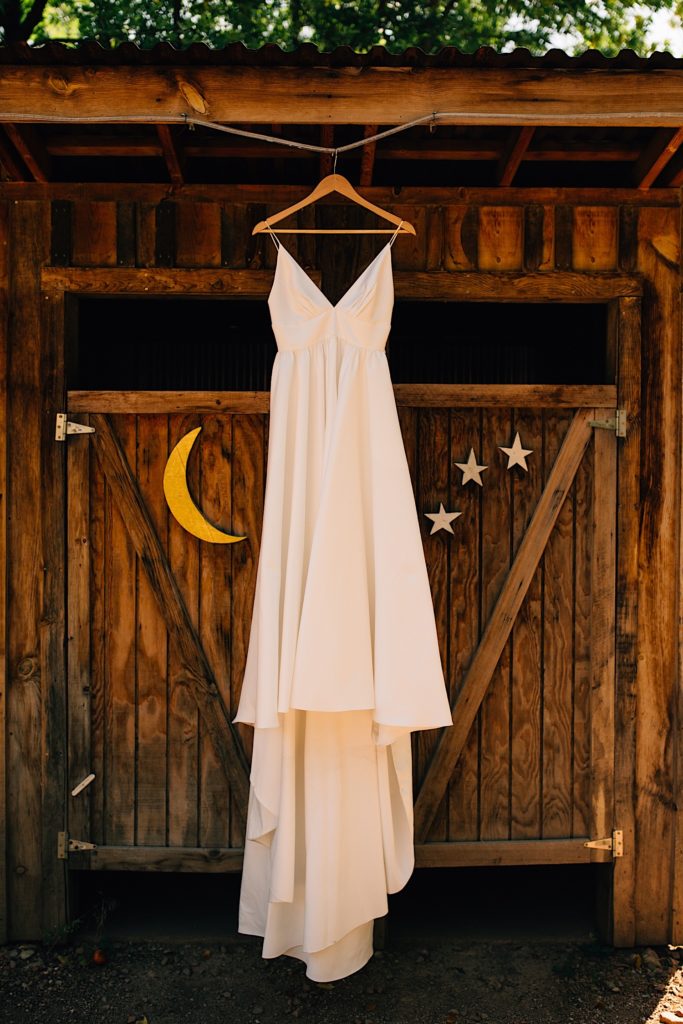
[2,933,683,1024]
[2,867,682,1024]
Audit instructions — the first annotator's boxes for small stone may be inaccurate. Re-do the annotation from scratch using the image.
[19,948,35,960]
[642,947,661,969]
[253,1007,264,1015]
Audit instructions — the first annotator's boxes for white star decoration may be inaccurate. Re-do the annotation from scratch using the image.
[454,448,488,487]
[424,502,462,535]
[499,432,533,472]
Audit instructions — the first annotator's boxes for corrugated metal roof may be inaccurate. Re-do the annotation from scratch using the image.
[0,39,682,68]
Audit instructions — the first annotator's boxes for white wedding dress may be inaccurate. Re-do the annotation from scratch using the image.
[234,222,452,982]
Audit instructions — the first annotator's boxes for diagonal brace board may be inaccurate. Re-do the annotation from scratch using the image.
[88,413,250,825]
[414,407,595,842]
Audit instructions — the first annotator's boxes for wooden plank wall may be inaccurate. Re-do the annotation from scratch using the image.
[1,191,681,946]
[4,199,67,943]
[402,407,593,846]
[78,411,262,852]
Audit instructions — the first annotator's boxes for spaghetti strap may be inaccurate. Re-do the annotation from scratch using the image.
[265,223,281,250]
[389,220,404,247]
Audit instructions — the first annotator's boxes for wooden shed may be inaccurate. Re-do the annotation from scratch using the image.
[0,40,682,950]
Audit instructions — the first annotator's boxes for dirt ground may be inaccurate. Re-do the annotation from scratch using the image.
[2,866,682,1024]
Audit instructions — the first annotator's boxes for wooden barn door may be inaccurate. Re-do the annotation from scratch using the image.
[65,393,620,866]
[63,388,632,950]
[407,396,619,866]
[65,403,264,871]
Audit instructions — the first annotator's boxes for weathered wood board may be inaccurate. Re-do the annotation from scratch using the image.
[2,193,680,954]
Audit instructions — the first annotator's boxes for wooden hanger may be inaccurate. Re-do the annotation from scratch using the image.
[251,173,416,235]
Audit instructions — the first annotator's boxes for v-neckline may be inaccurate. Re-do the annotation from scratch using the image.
[276,242,392,311]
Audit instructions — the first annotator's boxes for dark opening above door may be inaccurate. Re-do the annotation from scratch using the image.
[69,297,608,391]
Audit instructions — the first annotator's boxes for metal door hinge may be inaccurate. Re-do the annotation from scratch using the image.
[589,409,627,438]
[57,831,97,859]
[55,413,95,441]
[583,829,623,857]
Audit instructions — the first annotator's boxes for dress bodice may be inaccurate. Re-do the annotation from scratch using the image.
[268,243,395,352]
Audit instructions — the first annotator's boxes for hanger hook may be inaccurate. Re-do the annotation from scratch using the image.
[333,148,338,174]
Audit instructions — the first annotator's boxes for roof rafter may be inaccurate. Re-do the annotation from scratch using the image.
[359,124,378,186]
[0,128,28,180]
[634,126,683,189]
[3,123,50,181]
[497,126,535,186]
[156,124,184,186]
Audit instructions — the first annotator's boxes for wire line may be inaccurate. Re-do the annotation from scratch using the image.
[0,109,681,159]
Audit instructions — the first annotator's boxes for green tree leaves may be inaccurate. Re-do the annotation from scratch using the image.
[2,0,679,55]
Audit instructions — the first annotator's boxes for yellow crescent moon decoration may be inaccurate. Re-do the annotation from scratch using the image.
[163,427,247,545]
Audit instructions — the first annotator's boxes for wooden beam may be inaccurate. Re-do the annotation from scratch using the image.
[3,125,51,182]
[41,266,643,301]
[525,140,640,161]
[612,295,641,946]
[156,124,185,186]
[0,200,8,943]
[82,837,596,871]
[663,152,683,187]
[3,183,679,204]
[4,66,683,125]
[46,135,162,157]
[0,131,27,181]
[43,135,644,163]
[319,124,334,177]
[497,126,535,186]
[67,384,617,414]
[88,412,250,825]
[633,209,679,945]
[268,122,286,177]
[414,839,593,867]
[40,285,69,938]
[88,845,244,872]
[413,408,595,842]
[7,200,52,939]
[634,126,683,189]
[359,124,378,186]
[42,266,277,295]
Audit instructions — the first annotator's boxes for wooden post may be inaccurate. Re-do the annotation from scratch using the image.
[0,199,8,944]
[612,295,641,946]
[7,201,56,940]
[635,208,680,945]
